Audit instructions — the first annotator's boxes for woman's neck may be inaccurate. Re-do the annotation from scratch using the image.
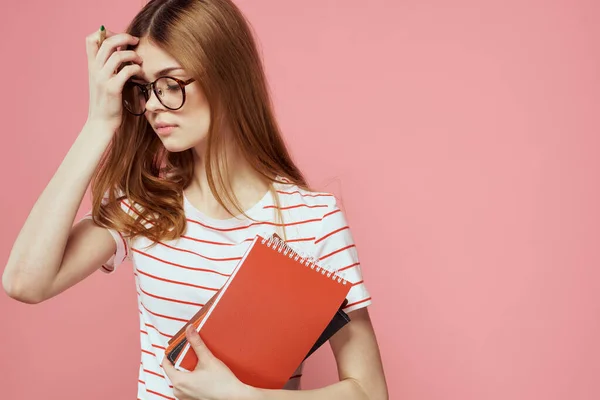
[186,147,271,220]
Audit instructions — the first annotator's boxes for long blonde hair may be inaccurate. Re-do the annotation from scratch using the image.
[90,0,308,243]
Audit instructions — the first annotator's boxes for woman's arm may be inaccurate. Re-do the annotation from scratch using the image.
[2,121,116,303]
[2,30,141,304]
[162,308,388,400]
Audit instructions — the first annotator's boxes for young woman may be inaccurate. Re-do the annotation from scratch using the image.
[2,0,388,399]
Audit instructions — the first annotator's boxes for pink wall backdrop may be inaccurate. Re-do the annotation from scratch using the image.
[1,0,599,399]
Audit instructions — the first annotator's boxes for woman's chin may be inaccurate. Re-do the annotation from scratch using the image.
[160,138,191,153]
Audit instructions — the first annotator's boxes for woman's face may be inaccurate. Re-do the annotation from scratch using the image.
[132,37,211,153]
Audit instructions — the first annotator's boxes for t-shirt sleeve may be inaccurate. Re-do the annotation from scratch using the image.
[78,194,130,274]
[312,199,372,313]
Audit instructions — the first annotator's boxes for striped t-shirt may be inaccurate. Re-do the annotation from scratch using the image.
[83,180,372,400]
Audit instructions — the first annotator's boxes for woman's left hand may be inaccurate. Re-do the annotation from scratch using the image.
[162,325,256,400]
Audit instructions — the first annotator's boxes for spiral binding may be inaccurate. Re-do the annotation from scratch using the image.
[261,234,348,285]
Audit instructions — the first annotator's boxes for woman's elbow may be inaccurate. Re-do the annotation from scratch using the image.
[2,269,46,304]
[349,376,389,400]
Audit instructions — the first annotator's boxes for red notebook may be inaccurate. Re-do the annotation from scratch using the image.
[167,233,351,389]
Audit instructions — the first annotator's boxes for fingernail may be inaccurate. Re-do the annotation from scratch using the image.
[100,25,105,31]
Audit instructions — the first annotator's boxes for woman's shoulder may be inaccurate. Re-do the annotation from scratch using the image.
[272,178,338,212]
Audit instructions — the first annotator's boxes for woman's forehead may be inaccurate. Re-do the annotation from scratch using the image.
[133,38,185,80]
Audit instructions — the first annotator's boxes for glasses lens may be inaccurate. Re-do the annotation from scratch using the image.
[123,82,147,115]
[122,78,185,115]
[155,77,184,110]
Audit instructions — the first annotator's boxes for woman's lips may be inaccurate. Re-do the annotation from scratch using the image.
[155,125,178,136]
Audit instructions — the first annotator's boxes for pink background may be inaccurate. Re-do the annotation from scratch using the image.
[1,0,599,399]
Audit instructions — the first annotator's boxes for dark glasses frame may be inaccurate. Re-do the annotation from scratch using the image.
[124,76,196,116]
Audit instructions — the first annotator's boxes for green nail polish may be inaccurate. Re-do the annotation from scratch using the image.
[100,25,105,31]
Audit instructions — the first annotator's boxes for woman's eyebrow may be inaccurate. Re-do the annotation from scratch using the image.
[132,67,186,80]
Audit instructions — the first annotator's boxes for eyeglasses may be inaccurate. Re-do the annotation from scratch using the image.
[122,76,196,116]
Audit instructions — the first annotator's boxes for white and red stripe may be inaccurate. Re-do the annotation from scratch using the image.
[83,181,371,399]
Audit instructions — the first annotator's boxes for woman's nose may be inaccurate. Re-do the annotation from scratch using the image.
[144,87,165,112]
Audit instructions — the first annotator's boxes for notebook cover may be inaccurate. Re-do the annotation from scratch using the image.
[170,234,351,389]
[165,298,351,365]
